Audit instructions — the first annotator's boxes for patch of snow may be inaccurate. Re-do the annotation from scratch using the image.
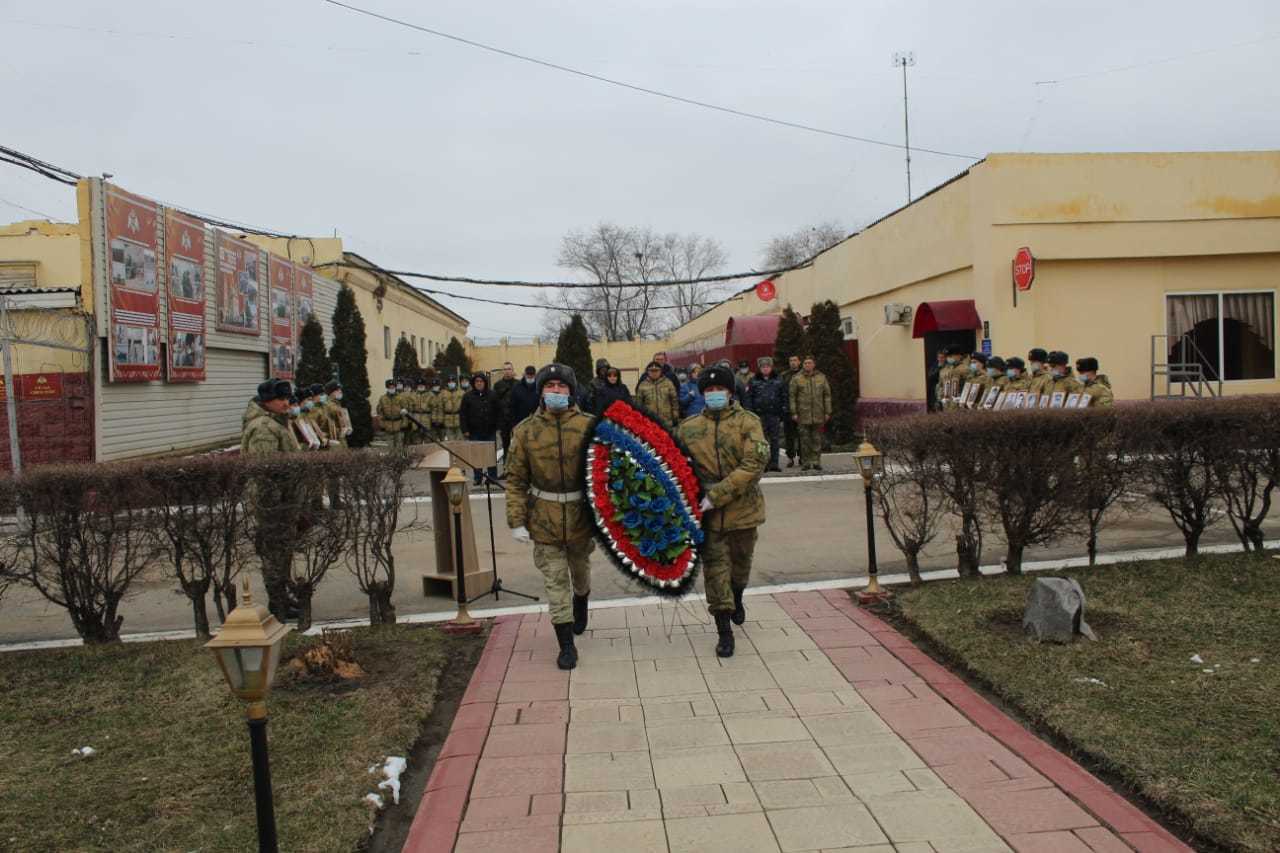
[1073,677,1107,687]
[364,793,383,810]
[1202,669,1215,674]
[72,746,97,758]
[1251,657,1261,663]
[377,756,408,805]
[1189,654,1203,664]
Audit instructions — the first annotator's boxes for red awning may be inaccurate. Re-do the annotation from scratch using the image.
[724,315,780,346]
[911,300,982,338]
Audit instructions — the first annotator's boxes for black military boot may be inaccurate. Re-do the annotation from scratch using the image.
[714,612,735,658]
[572,594,590,635]
[554,622,578,670]
[731,585,746,626]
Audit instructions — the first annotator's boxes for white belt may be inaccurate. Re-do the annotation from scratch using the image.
[530,487,583,503]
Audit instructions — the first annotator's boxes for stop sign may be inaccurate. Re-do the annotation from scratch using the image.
[755,279,777,301]
[1012,247,1035,291]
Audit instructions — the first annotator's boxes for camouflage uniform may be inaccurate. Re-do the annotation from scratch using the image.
[636,375,679,428]
[505,402,595,625]
[376,391,408,447]
[788,370,831,469]
[676,401,767,613]
[442,387,465,440]
[1046,371,1084,403]
[1028,367,1054,397]
[780,366,800,463]
[322,399,349,448]
[241,400,299,455]
[1081,376,1114,407]
[962,368,992,408]
[307,404,335,448]
[937,362,966,410]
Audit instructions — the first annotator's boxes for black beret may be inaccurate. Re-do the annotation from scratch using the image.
[698,365,736,394]
[988,356,1006,370]
[1028,347,1049,362]
[1076,357,1099,373]
[970,352,988,364]
[1047,350,1070,366]
[324,380,341,393]
[308,384,324,397]
[1006,356,1025,369]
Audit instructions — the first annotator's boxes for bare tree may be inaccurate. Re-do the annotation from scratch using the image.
[759,221,847,269]
[542,223,729,340]
[868,418,948,585]
[1072,411,1142,565]
[1133,405,1225,558]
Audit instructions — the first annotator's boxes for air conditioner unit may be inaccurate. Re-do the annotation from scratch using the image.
[883,303,912,326]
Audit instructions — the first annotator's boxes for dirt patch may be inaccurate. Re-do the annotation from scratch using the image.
[363,630,488,853]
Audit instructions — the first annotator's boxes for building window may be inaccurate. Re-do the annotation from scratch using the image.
[1167,292,1275,381]
[383,326,391,359]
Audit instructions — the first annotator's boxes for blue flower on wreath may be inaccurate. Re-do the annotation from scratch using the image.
[664,527,687,547]
[622,510,643,529]
[629,494,651,510]
[610,479,625,491]
[638,538,660,557]
[644,514,665,532]
[648,496,670,513]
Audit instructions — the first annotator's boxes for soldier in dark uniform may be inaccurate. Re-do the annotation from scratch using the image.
[747,356,786,472]
[780,354,802,466]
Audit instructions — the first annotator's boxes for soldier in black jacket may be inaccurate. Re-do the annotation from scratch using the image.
[493,362,518,458]
[505,365,541,434]
[748,357,786,472]
[461,372,501,486]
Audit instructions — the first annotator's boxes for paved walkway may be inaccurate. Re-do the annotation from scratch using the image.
[402,591,1189,853]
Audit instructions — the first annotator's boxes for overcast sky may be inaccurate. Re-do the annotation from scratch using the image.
[3,0,1278,340]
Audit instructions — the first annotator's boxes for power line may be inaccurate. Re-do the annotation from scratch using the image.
[0,195,57,220]
[336,261,807,289]
[320,0,980,160]
[1035,30,1280,85]
[412,283,745,314]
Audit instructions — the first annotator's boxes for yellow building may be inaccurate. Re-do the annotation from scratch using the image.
[0,178,467,463]
[470,337,670,385]
[668,150,1280,412]
[245,238,468,385]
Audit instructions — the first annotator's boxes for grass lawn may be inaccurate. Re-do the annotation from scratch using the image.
[891,553,1280,853]
[0,624,472,853]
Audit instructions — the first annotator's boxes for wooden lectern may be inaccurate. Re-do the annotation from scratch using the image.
[417,441,497,600]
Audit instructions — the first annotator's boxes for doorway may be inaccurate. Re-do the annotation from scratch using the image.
[922,329,976,410]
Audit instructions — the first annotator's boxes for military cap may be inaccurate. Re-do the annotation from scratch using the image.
[1076,356,1099,373]
[988,356,1006,370]
[698,365,736,394]
[324,379,341,393]
[534,362,578,397]
[1047,350,1070,366]
[1028,347,1049,362]
[645,360,662,371]
[757,356,773,367]
[431,377,441,386]
[385,379,396,388]
[970,352,988,364]
[1006,356,1026,369]
[595,358,610,371]
[255,378,292,403]
[288,393,300,405]
[471,372,487,385]
[523,364,536,376]
[308,384,324,397]
[737,360,750,369]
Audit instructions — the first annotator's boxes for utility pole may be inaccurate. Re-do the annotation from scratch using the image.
[892,51,916,204]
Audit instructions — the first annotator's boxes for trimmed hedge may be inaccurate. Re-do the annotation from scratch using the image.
[867,397,1280,577]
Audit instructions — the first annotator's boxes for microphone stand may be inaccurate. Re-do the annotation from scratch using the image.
[405,413,538,604]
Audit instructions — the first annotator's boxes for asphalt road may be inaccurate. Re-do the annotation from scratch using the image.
[0,462,1266,644]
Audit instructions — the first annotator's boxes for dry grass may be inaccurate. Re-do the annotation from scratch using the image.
[0,625,461,852]
[893,554,1280,852]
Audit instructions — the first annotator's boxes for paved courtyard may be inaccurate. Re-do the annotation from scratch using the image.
[401,591,1188,853]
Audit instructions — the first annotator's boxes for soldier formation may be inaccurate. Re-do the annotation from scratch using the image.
[240,378,353,456]
[932,345,1114,412]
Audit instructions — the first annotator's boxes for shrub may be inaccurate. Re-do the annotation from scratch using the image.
[553,314,594,391]
[805,300,858,444]
[12,463,163,643]
[329,285,374,447]
[867,416,948,585]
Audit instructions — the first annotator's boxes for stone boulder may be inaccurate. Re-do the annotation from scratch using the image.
[1022,577,1096,643]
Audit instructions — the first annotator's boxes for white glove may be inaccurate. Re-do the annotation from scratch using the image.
[399,408,408,416]
[344,427,353,437]
[511,526,531,544]
[699,496,714,513]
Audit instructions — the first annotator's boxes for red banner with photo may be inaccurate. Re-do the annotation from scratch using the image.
[165,210,207,382]
[215,232,261,335]
[105,185,162,382]
[268,255,295,380]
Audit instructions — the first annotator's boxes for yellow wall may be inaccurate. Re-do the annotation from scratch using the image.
[0,220,91,374]
[471,337,675,379]
[662,150,1280,404]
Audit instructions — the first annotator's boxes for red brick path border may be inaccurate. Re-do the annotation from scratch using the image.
[792,589,1193,853]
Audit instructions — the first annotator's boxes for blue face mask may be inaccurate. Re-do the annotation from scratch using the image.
[986,368,999,379]
[303,400,315,411]
[319,394,328,404]
[1006,369,1018,379]
[289,406,301,417]
[544,392,570,411]
[704,391,729,411]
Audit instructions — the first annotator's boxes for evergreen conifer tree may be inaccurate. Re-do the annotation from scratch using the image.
[804,300,859,444]
[328,285,374,447]
[553,314,594,388]
[393,336,421,382]
[295,316,331,388]
[432,336,472,382]
[773,304,807,368]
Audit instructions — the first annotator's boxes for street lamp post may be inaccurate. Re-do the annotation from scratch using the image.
[852,439,889,604]
[205,577,291,853]
[442,466,482,634]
